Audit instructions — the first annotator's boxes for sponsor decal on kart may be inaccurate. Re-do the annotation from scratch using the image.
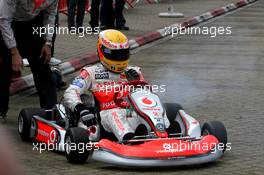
[156,123,165,131]
[138,96,157,107]
[36,121,58,144]
[112,111,125,131]
[157,143,185,153]
[101,101,117,110]
[49,130,57,143]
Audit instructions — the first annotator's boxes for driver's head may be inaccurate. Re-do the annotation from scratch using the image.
[97,29,130,73]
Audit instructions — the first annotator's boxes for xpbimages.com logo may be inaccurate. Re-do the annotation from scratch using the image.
[32,141,99,154]
[164,24,232,38]
[156,141,232,154]
[32,25,100,38]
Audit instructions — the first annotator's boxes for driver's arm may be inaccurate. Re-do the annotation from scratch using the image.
[63,69,91,111]
[0,0,17,49]
[137,67,145,81]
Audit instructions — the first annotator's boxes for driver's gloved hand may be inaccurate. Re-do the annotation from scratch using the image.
[125,69,140,81]
[74,104,97,126]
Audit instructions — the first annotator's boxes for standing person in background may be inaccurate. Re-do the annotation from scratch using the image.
[51,12,62,66]
[68,0,87,31]
[89,0,101,32]
[23,11,62,66]
[100,0,129,30]
[0,0,58,119]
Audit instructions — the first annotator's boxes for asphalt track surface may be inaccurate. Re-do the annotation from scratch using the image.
[1,1,264,175]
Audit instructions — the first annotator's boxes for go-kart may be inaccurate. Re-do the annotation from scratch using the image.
[18,80,228,167]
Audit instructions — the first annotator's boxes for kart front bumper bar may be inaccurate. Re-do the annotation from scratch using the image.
[91,147,224,167]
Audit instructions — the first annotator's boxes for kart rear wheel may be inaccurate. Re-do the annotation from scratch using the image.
[18,108,46,142]
[202,121,228,150]
[65,127,90,164]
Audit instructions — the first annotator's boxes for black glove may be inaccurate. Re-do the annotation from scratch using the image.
[74,104,97,126]
[125,69,140,81]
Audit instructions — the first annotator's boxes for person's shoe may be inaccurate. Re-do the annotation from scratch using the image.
[49,57,62,66]
[0,110,7,120]
[51,67,67,89]
[100,25,108,31]
[100,25,115,31]
[23,58,30,67]
[24,57,62,66]
[116,25,130,31]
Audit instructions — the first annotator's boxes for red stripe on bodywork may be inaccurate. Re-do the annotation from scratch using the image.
[98,135,219,158]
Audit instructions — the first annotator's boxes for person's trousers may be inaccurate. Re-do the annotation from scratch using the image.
[100,0,126,28]
[0,14,57,113]
[51,12,59,57]
[115,0,126,27]
[67,0,86,28]
[89,0,101,28]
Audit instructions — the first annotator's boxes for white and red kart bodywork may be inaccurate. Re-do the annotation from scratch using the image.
[18,81,226,167]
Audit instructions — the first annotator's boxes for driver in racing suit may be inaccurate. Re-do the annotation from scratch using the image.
[64,29,148,142]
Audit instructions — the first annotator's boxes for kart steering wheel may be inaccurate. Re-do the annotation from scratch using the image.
[125,80,149,87]
[113,80,149,108]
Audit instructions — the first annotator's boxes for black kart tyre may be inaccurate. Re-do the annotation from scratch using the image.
[65,127,90,164]
[202,121,228,150]
[18,108,46,142]
[164,103,184,135]
[163,103,183,122]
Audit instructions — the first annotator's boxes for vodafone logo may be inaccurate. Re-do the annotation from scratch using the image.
[49,130,57,143]
[138,96,157,107]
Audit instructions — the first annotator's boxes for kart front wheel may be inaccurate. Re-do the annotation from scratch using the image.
[164,103,183,135]
[202,121,228,150]
[65,127,90,164]
[163,103,183,122]
[18,108,46,142]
